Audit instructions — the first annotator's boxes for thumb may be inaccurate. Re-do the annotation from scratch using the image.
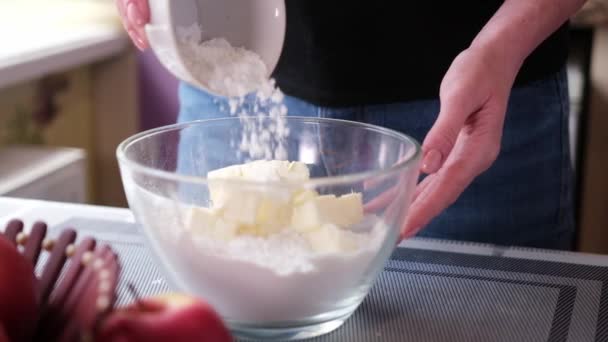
[421,95,469,174]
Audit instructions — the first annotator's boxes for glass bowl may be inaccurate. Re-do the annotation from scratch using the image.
[116,116,421,340]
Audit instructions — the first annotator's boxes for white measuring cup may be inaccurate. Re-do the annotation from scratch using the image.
[145,0,286,97]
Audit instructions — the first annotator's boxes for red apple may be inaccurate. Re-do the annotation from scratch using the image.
[96,293,233,342]
[0,235,38,342]
[0,324,10,342]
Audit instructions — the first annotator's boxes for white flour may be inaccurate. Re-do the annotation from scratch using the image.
[177,218,388,322]
[177,24,289,161]
[177,24,268,98]
[189,223,381,276]
[131,171,391,323]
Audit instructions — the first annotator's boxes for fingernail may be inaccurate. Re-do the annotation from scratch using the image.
[128,29,145,50]
[127,2,145,26]
[422,149,442,174]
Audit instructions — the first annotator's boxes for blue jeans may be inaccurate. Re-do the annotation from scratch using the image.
[177,69,575,250]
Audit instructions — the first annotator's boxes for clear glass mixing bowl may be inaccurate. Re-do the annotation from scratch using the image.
[116,116,421,340]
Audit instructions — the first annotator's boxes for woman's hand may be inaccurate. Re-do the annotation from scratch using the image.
[115,0,150,50]
[401,46,516,238]
[364,45,518,240]
[369,0,584,241]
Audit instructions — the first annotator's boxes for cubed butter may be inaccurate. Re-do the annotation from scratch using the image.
[208,165,243,207]
[220,191,260,225]
[207,160,309,216]
[196,160,365,243]
[208,164,243,179]
[291,199,323,232]
[304,224,360,253]
[292,189,319,205]
[291,193,364,231]
[210,218,239,241]
[238,160,309,182]
[185,206,238,241]
[256,199,291,225]
[208,181,238,209]
[278,161,310,182]
[185,206,218,233]
[332,193,364,227]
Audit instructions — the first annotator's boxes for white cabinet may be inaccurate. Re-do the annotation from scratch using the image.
[0,145,87,203]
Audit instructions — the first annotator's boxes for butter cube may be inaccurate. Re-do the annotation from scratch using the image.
[291,199,323,232]
[239,160,309,182]
[239,160,283,182]
[292,189,319,205]
[208,181,238,209]
[332,193,364,227]
[184,206,238,241]
[207,160,309,210]
[208,164,243,179]
[278,161,310,182]
[211,218,239,241]
[256,199,291,225]
[185,206,218,233]
[201,161,365,242]
[208,164,243,208]
[304,224,360,254]
[220,191,259,225]
[291,193,364,231]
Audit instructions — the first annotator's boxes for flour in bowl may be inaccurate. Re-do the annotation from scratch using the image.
[172,160,388,321]
[176,217,388,323]
[130,179,391,323]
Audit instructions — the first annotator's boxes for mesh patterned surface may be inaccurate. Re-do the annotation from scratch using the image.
[48,218,608,342]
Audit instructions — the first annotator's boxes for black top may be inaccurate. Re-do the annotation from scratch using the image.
[272,1,569,107]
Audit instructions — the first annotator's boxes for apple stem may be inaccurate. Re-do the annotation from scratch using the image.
[126,283,144,309]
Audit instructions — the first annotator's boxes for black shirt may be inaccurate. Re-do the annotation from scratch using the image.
[272,1,569,107]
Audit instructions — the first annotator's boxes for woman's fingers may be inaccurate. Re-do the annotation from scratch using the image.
[115,0,150,50]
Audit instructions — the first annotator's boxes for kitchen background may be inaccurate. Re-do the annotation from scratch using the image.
[0,1,607,252]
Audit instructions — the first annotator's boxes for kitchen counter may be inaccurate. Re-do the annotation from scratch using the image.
[3,195,608,341]
[0,196,134,229]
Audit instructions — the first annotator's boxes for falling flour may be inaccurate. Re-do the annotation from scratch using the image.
[177,24,289,161]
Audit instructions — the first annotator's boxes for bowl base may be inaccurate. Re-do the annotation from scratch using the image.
[228,310,354,341]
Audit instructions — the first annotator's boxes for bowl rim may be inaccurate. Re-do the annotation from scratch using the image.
[116,116,422,188]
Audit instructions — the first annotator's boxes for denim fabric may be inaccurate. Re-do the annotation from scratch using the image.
[176,68,574,250]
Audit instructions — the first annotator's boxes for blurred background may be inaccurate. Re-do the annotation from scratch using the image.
[0,0,606,253]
